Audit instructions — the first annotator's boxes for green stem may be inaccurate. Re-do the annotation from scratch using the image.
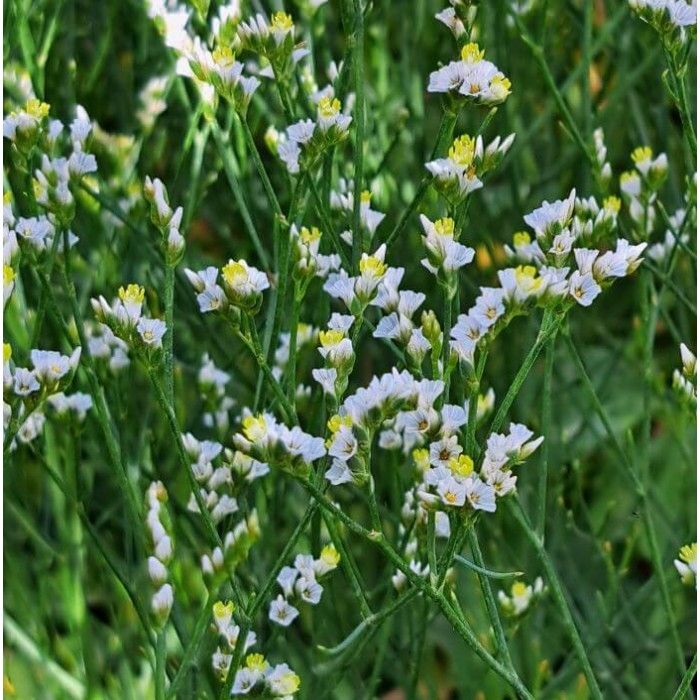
[164,262,175,408]
[155,631,166,700]
[58,230,143,547]
[211,123,270,268]
[239,116,284,221]
[301,478,535,700]
[535,322,557,540]
[508,498,603,700]
[467,527,513,667]
[384,110,458,251]
[351,0,366,271]
[672,653,698,700]
[441,289,453,400]
[488,310,558,437]
[166,592,217,699]
[235,319,298,425]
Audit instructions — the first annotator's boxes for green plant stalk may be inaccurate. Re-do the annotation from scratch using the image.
[301,478,535,700]
[166,592,217,699]
[29,222,64,347]
[211,122,270,268]
[321,507,373,619]
[672,653,698,700]
[441,289,453,400]
[4,614,85,699]
[147,371,246,610]
[351,0,366,272]
[638,268,688,684]
[465,348,489,454]
[535,323,557,540]
[306,173,352,268]
[58,230,143,546]
[235,319,298,425]
[239,116,284,220]
[511,12,594,167]
[663,45,697,161]
[155,631,166,700]
[164,262,175,408]
[384,110,458,251]
[566,332,689,683]
[219,498,321,699]
[508,498,603,700]
[467,527,513,668]
[488,309,558,437]
[284,282,303,398]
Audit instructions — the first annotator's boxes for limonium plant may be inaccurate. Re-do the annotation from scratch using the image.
[2,0,697,698]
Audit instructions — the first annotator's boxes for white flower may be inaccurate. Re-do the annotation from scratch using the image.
[295,575,323,605]
[30,348,81,383]
[277,567,299,597]
[151,583,174,618]
[568,271,601,307]
[232,668,260,695]
[523,189,576,239]
[325,458,353,485]
[312,367,338,395]
[437,476,468,507]
[465,477,497,512]
[137,318,167,347]
[429,436,462,468]
[13,368,40,396]
[269,595,300,627]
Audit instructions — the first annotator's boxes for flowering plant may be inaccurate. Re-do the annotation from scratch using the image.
[3,0,696,698]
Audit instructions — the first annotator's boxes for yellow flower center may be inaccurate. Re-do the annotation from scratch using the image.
[603,196,621,213]
[242,415,267,442]
[449,454,474,477]
[212,46,235,66]
[434,217,455,236]
[4,265,15,286]
[512,581,527,597]
[412,448,430,471]
[25,98,50,119]
[271,11,294,31]
[360,190,372,204]
[222,260,248,286]
[245,654,268,673]
[490,75,511,93]
[680,543,697,564]
[318,96,341,118]
[359,256,387,278]
[3,343,11,364]
[444,491,458,504]
[631,146,652,163]
[213,600,235,620]
[319,330,345,347]
[461,42,484,63]
[448,134,475,168]
[515,265,543,292]
[321,544,341,567]
[300,226,322,244]
[119,284,145,305]
[513,231,531,246]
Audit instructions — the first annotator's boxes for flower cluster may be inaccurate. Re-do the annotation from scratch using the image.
[4,343,82,449]
[268,545,340,627]
[185,259,270,318]
[201,511,261,580]
[498,577,546,617]
[426,132,515,206]
[290,225,342,280]
[231,654,301,697]
[144,176,185,266]
[211,601,257,681]
[330,180,386,247]
[86,322,130,372]
[145,481,175,627]
[428,42,512,106]
[276,96,352,174]
[91,284,168,363]
[629,0,697,39]
[232,412,326,478]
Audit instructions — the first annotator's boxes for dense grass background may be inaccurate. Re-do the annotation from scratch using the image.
[3,0,696,697]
